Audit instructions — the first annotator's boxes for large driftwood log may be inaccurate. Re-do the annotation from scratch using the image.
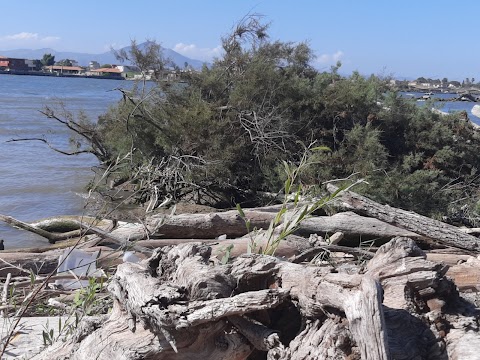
[0,207,423,251]
[145,209,422,241]
[32,237,480,359]
[327,184,480,252]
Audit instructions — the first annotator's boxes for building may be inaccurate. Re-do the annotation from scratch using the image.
[113,64,140,73]
[44,65,85,75]
[89,67,123,78]
[0,56,30,71]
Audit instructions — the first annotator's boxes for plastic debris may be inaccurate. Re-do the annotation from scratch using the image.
[123,251,140,263]
[55,248,104,290]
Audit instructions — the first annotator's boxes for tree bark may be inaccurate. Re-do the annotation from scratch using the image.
[32,237,479,359]
[145,209,423,242]
[327,184,480,252]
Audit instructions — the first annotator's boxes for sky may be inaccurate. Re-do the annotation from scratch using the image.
[0,0,478,81]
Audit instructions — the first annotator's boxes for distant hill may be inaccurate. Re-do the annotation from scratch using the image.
[0,42,208,70]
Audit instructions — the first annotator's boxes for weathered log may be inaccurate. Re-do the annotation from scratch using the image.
[327,184,480,252]
[145,209,424,243]
[0,214,63,243]
[146,210,274,239]
[31,237,480,360]
[135,234,311,259]
[0,214,113,244]
[443,256,480,291]
[297,211,424,241]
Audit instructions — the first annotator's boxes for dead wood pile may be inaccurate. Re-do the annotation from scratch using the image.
[0,187,478,359]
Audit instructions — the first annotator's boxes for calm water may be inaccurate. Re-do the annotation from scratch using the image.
[401,91,480,123]
[0,75,131,248]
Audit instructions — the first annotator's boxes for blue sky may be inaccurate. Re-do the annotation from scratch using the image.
[0,1,477,80]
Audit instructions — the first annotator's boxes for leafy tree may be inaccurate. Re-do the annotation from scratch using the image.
[100,64,112,68]
[33,59,43,70]
[55,59,73,66]
[37,16,480,222]
[41,53,55,66]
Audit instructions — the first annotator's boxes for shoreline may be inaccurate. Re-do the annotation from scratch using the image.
[0,70,124,81]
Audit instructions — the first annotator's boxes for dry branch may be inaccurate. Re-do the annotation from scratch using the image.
[327,184,480,252]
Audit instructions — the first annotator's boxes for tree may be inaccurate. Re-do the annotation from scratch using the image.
[33,16,480,222]
[33,59,43,71]
[55,59,73,66]
[41,53,55,66]
[100,64,112,68]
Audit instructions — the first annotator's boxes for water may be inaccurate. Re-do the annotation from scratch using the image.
[0,75,131,248]
[401,91,480,124]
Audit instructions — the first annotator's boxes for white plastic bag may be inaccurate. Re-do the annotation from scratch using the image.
[55,248,103,290]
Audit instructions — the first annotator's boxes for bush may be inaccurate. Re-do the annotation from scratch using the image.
[45,16,480,221]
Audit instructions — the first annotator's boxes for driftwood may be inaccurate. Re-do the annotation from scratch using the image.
[1,191,479,358]
[31,237,480,359]
[146,209,424,241]
[327,184,480,252]
[0,208,429,250]
[0,215,114,245]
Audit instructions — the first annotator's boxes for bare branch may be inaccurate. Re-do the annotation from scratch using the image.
[7,137,95,156]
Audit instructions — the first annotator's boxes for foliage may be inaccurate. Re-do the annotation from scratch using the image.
[237,146,347,256]
[39,15,480,221]
[55,59,74,66]
[41,53,55,66]
[73,277,108,316]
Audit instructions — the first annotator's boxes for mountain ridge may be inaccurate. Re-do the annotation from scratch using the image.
[0,42,207,70]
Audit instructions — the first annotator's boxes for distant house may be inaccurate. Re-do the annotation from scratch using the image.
[113,64,140,73]
[45,66,85,75]
[89,67,123,78]
[0,56,30,71]
[89,61,100,70]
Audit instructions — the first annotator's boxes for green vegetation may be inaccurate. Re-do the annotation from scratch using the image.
[41,53,55,66]
[55,59,74,67]
[51,16,480,223]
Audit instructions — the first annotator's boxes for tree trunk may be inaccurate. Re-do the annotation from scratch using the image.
[327,184,480,252]
[32,237,480,359]
[145,209,423,241]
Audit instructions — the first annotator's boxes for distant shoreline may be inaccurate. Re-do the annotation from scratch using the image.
[0,70,124,81]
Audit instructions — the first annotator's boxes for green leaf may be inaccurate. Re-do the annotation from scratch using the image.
[311,146,331,152]
[220,244,234,264]
[30,270,35,286]
[284,178,292,195]
[236,203,245,218]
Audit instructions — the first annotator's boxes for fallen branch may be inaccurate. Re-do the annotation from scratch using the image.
[327,184,480,252]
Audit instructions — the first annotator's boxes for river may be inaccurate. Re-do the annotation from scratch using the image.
[0,74,132,249]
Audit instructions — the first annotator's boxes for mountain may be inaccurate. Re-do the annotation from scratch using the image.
[0,42,208,70]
